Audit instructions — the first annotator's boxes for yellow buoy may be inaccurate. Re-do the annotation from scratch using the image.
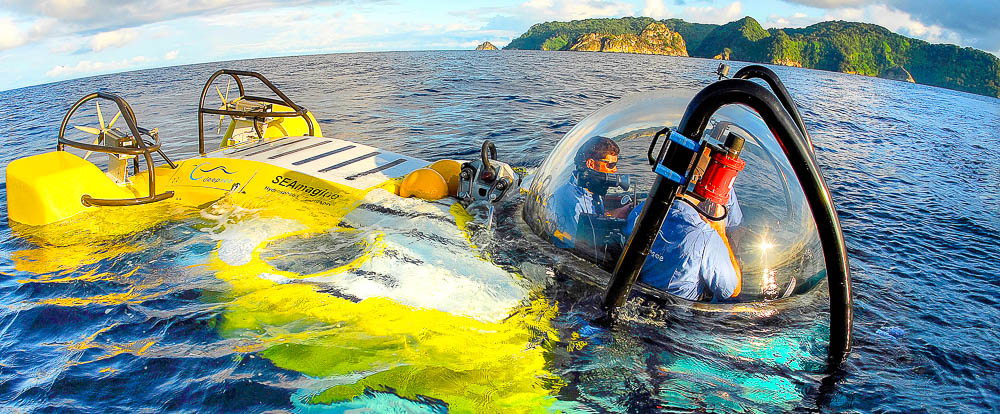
[398,168,448,200]
[427,159,463,196]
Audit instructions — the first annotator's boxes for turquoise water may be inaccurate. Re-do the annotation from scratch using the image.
[1,51,998,412]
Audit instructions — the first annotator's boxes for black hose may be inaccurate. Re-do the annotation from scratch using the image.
[679,196,728,221]
[481,140,497,181]
[733,65,814,148]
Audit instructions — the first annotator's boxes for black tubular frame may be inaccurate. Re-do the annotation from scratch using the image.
[734,65,813,148]
[197,70,315,155]
[58,92,174,206]
[601,78,853,369]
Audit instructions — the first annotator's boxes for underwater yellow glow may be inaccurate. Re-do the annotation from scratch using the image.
[9,132,566,411]
[200,175,564,412]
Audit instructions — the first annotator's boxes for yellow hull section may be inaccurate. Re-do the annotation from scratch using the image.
[5,138,566,412]
[6,151,139,226]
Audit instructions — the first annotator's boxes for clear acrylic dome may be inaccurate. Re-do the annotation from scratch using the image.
[523,90,826,302]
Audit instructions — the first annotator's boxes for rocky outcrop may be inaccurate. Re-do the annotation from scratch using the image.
[878,65,915,82]
[475,42,499,50]
[772,58,802,67]
[568,22,687,56]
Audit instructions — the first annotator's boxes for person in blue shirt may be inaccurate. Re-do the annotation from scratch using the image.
[548,136,624,249]
[624,189,744,302]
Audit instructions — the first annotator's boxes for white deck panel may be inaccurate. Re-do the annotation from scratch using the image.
[216,136,429,190]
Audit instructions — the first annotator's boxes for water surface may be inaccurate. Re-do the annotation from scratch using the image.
[1,50,998,412]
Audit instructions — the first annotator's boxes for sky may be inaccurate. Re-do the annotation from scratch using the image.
[0,0,997,91]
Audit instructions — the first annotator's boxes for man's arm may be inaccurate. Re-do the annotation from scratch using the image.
[725,188,743,229]
[701,234,741,302]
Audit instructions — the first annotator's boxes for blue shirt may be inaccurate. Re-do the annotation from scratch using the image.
[548,176,604,249]
[624,191,741,302]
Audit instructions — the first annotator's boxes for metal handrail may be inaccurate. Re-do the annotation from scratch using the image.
[197,70,316,155]
[57,92,175,207]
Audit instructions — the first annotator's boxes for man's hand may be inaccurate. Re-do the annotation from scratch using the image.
[607,205,632,219]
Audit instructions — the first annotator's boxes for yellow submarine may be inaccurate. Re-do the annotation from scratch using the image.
[6,70,563,412]
[5,70,484,228]
[4,65,854,411]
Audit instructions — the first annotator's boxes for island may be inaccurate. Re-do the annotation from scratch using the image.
[475,41,499,51]
[504,16,1000,98]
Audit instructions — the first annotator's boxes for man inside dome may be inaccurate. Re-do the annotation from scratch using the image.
[548,136,629,248]
[624,187,744,302]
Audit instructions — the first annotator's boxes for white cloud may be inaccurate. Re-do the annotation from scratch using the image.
[0,16,66,51]
[827,7,864,21]
[196,10,380,55]
[518,0,634,20]
[5,0,325,27]
[780,0,869,7]
[164,50,178,60]
[194,8,519,56]
[762,11,816,29]
[642,0,672,19]
[203,9,313,28]
[0,0,344,51]
[761,5,964,46]
[28,17,58,39]
[682,2,743,25]
[49,38,82,53]
[445,22,480,32]
[91,28,138,52]
[0,17,28,50]
[827,4,962,44]
[46,55,150,78]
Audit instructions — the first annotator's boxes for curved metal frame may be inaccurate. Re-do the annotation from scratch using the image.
[57,92,174,207]
[197,69,316,155]
[733,65,814,148]
[601,78,853,369]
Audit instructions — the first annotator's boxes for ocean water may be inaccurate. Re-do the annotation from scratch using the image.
[0,50,998,412]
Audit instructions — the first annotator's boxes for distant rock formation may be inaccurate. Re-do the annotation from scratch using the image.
[504,16,1000,97]
[475,42,498,51]
[568,22,687,56]
[772,59,802,67]
[878,65,915,82]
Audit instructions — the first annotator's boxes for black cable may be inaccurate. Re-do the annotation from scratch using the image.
[678,196,728,221]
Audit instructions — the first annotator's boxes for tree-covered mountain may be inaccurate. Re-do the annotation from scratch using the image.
[657,19,718,53]
[504,16,1000,98]
[693,16,770,59]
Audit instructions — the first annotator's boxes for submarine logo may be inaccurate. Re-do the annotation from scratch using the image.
[190,163,237,185]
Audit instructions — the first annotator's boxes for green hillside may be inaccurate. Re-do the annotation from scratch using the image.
[506,17,659,51]
[657,18,718,52]
[693,16,770,59]
[503,17,1000,98]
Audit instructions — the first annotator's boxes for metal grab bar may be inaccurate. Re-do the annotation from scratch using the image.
[57,92,175,207]
[197,70,316,155]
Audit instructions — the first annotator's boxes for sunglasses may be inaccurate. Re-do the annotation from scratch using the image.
[598,159,617,169]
